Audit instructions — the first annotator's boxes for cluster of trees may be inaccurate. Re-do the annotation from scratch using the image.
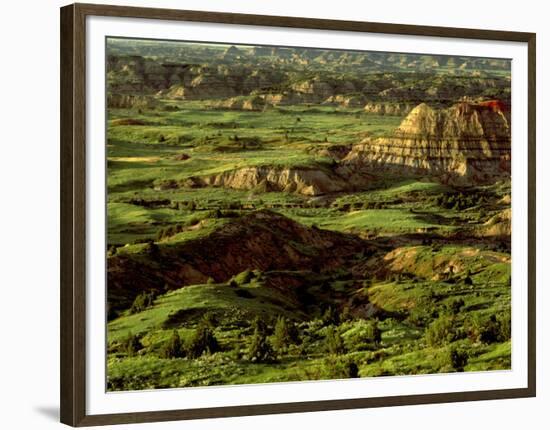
[334,201,390,212]
[159,317,220,359]
[125,306,383,368]
[425,310,511,348]
[424,309,511,371]
[244,305,383,363]
[156,224,187,241]
[433,191,489,210]
[130,290,157,314]
[126,197,171,208]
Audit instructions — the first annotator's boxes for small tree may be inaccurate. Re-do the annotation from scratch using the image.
[325,325,345,355]
[366,319,382,345]
[247,318,274,363]
[130,291,156,314]
[323,356,359,379]
[187,322,219,359]
[160,330,184,359]
[448,298,465,315]
[347,361,360,378]
[201,311,217,328]
[122,332,142,356]
[322,306,340,326]
[341,306,353,322]
[449,346,468,371]
[497,309,511,341]
[425,315,455,347]
[272,317,298,355]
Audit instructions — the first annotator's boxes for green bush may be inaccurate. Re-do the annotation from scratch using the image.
[449,346,469,371]
[232,269,255,285]
[343,320,381,351]
[407,306,432,327]
[325,325,345,355]
[425,314,455,347]
[130,291,156,314]
[465,312,510,344]
[187,323,220,359]
[159,330,184,359]
[322,306,340,326]
[497,309,511,341]
[272,316,299,354]
[122,332,142,356]
[341,306,353,322]
[247,318,274,363]
[322,356,360,379]
[447,298,465,315]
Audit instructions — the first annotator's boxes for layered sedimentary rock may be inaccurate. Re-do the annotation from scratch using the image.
[477,208,511,237]
[201,166,348,196]
[363,102,413,116]
[341,101,511,184]
[211,95,268,111]
[165,74,238,99]
[107,94,158,109]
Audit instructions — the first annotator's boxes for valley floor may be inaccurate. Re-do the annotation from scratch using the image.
[106,100,511,391]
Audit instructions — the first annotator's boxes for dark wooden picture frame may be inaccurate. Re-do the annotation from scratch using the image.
[60,3,536,426]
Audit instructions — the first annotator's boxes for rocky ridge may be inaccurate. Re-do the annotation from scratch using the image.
[196,165,349,196]
[340,101,511,184]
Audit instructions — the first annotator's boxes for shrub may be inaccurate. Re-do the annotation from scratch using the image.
[130,291,156,314]
[447,298,465,315]
[272,316,299,354]
[367,319,382,345]
[247,318,274,363]
[479,315,501,343]
[232,269,255,285]
[497,309,511,341]
[343,319,381,351]
[425,315,455,347]
[187,322,219,358]
[407,306,432,327]
[341,306,353,322]
[322,306,340,326]
[449,346,469,371]
[323,356,360,379]
[200,311,217,328]
[465,313,509,344]
[159,330,184,359]
[325,325,345,355]
[122,332,142,356]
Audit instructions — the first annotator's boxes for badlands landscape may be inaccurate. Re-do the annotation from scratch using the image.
[106,38,512,391]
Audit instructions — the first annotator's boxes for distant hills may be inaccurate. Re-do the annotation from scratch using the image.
[107,39,511,108]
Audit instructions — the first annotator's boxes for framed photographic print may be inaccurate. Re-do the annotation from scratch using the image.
[60,3,536,426]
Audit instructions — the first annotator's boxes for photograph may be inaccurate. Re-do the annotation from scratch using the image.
[104,37,513,391]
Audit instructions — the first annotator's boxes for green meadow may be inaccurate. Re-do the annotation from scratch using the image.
[106,39,512,391]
